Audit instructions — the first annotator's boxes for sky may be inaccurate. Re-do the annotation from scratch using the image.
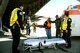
[35,0,80,18]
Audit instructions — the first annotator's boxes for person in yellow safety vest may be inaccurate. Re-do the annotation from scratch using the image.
[60,14,72,48]
[10,6,24,53]
[10,6,24,26]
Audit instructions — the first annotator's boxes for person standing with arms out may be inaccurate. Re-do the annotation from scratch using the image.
[10,6,24,53]
[60,13,72,48]
[44,18,52,39]
[53,15,61,38]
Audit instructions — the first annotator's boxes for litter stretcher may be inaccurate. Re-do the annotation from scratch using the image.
[22,38,66,53]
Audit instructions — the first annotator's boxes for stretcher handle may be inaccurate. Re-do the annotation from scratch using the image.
[38,42,44,53]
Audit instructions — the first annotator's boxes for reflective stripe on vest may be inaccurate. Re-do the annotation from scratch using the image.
[10,8,21,26]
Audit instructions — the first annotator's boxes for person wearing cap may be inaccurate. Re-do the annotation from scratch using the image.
[10,6,24,53]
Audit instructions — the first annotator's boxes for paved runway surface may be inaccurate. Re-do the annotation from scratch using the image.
[0,18,80,53]
[0,36,80,53]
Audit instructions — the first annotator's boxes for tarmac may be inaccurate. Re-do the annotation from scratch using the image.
[0,30,80,53]
[0,18,80,53]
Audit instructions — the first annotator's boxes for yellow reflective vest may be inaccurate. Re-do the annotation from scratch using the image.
[10,8,21,26]
[60,17,72,30]
[62,18,68,30]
